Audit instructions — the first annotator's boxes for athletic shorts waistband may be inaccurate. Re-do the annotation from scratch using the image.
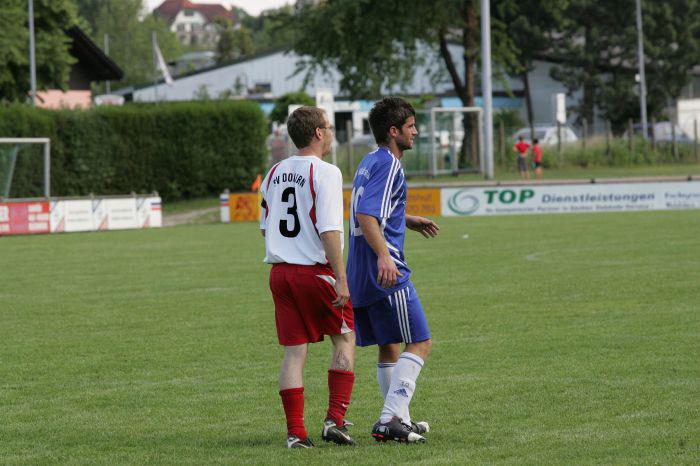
[271,262,332,275]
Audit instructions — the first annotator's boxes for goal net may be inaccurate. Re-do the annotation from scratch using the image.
[0,138,50,199]
[404,107,483,177]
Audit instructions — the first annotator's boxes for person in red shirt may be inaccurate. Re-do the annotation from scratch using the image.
[531,138,543,180]
[513,135,530,179]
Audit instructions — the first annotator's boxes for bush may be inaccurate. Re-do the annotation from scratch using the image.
[269,92,314,124]
[0,101,267,201]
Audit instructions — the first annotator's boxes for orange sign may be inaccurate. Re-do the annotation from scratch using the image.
[406,188,441,216]
[229,193,260,222]
[342,189,352,220]
[342,187,441,219]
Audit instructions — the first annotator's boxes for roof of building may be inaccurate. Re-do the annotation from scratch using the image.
[66,26,123,81]
[133,47,287,91]
[153,0,235,25]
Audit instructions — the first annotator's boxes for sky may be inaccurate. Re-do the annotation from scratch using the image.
[145,0,293,17]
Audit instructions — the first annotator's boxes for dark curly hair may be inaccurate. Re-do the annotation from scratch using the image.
[369,97,416,145]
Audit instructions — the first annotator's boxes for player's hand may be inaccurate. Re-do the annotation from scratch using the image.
[377,253,402,289]
[332,277,350,308]
[407,216,440,238]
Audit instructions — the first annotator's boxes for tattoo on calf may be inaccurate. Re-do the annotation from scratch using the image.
[333,353,352,371]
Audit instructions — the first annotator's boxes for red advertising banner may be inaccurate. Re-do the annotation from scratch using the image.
[0,201,51,236]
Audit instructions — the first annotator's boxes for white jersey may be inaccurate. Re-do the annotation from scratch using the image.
[260,155,344,265]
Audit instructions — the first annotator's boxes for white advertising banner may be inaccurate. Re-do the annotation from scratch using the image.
[92,198,108,230]
[136,196,162,228]
[4,195,161,236]
[441,181,700,217]
[104,198,138,230]
[51,199,94,232]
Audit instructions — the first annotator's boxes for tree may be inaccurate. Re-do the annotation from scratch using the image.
[215,18,254,64]
[72,0,102,34]
[75,0,180,90]
[495,0,567,138]
[0,0,77,102]
[600,0,700,132]
[550,0,700,133]
[269,92,315,124]
[550,1,634,134]
[288,0,519,167]
[240,5,296,53]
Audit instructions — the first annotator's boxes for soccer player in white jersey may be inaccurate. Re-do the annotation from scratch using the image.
[347,97,439,443]
[260,106,356,449]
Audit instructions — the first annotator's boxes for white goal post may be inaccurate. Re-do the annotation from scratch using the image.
[403,107,483,177]
[0,137,51,199]
[428,106,483,177]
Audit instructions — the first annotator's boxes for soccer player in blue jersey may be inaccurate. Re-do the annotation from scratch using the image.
[347,96,439,443]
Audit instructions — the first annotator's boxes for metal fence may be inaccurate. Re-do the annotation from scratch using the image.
[492,117,700,171]
[333,107,485,179]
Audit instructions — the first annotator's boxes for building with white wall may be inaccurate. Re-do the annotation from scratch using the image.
[154,0,236,47]
[122,43,598,141]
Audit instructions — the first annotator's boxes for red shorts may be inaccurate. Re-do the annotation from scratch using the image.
[270,263,354,346]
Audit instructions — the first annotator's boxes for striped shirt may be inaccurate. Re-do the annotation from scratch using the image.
[347,147,410,307]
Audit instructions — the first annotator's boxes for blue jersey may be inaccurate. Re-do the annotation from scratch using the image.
[347,147,410,307]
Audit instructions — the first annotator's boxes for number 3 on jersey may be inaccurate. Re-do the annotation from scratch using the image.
[349,186,364,237]
[279,186,301,237]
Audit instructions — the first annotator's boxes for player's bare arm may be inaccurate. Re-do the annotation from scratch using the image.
[406,215,439,239]
[319,230,350,307]
[357,213,402,288]
[261,229,265,237]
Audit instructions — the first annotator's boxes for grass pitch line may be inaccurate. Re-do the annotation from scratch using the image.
[525,250,554,261]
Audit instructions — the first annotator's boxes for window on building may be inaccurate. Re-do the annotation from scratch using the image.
[252,83,272,93]
[184,9,194,16]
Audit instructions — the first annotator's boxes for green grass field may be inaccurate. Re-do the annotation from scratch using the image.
[1,211,699,464]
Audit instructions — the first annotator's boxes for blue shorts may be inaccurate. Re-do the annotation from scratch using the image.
[354,282,431,347]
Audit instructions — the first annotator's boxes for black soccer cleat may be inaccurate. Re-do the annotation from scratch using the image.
[287,435,315,449]
[371,416,426,443]
[410,420,430,435]
[321,419,356,446]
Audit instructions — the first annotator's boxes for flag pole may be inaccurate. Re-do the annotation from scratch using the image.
[152,31,158,103]
[481,0,494,179]
[635,0,648,140]
[104,33,110,93]
[28,0,37,106]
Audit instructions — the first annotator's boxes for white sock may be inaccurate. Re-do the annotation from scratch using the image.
[379,352,424,424]
[377,362,396,400]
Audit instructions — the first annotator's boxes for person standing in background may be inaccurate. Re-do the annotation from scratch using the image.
[514,135,530,179]
[531,138,543,180]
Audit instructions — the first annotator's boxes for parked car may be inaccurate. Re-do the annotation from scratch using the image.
[350,133,377,147]
[623,121,692,143]
[512,125,578,146]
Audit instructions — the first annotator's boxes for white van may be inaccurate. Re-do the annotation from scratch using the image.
[513,125,578,146]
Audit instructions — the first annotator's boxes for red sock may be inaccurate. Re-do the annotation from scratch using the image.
[326,369,355,427]
[280,387,306,440]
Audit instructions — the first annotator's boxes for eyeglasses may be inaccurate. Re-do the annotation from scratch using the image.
[317,125,335,131]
